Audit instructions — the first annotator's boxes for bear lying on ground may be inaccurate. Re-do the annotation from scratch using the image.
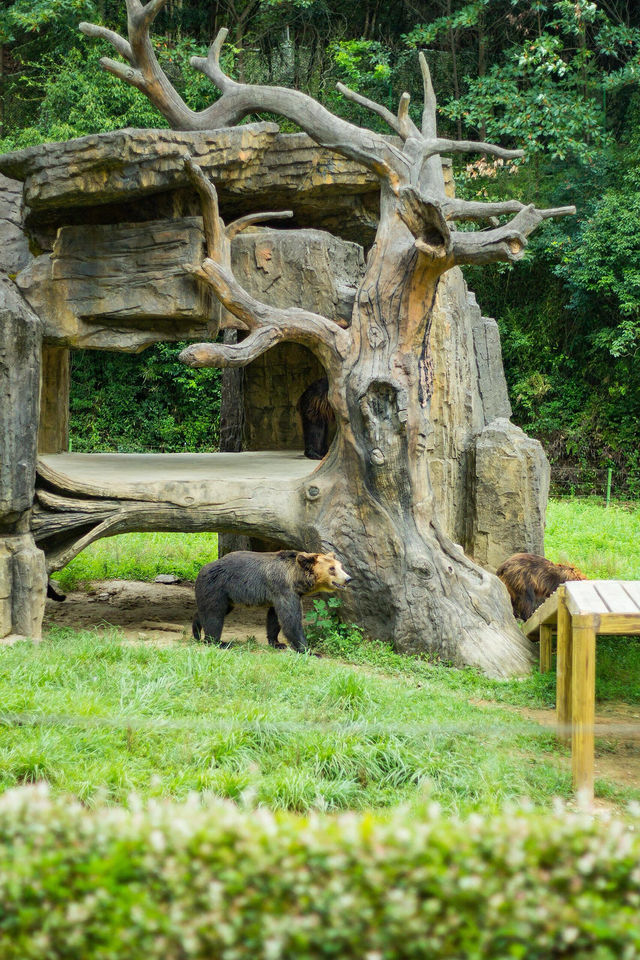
[297,377,334,460]
[192,550,352,652]
[496,552,587,621]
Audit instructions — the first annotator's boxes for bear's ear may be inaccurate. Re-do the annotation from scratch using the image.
[296,552,317,572]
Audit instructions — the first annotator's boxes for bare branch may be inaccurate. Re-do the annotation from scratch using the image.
[190,34,408,182]
[444,198,576,223]
[139,0,169,28]
[182,257,347,370]
[98,56,145,89]
[79,22,134,63]
[419,53,437,138]
[451,203,576,265]
[397,93,419,139]
[81,4,210,130]
[180,327,281,368]
[193,257,348,336]
[190,26,231,93]
[225,210,294,240]
[424,138,525,161]
[336,82,406,138]
[183,157,223,261]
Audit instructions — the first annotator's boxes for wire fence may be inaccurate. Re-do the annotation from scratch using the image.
[549,465,639,502]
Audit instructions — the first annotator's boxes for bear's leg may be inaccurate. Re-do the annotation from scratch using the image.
[518,585,538,621]
[303,419,328,460]
[198,594,232,647]
[266,606,287,649]
[273,596,307,653]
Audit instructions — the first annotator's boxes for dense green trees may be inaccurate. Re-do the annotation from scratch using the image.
[1,0,639,491]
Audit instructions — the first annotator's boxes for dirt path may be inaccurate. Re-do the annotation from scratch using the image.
[44,578,268,647]
[45,580,640,800]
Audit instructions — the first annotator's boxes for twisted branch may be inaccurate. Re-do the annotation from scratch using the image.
[179,159,348,370]
[335,83,419,140]
[451,203,576,265]
[444,198,576,223]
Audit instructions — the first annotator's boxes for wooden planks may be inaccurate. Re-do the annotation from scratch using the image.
[555,586,572,742]
[523,588,560,638]
[521,579,640,799]
[571,621,596,797]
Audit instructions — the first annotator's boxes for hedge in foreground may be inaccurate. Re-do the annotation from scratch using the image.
[1,788,639,959]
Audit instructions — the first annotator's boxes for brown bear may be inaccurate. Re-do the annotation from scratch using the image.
[297,377,334,460]
[496,552,587,621]
[192,550,352,652]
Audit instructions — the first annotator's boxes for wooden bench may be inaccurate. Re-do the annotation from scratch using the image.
[523,580,640,800]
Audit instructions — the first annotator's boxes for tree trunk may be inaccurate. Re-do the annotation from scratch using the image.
[283,187,533,675]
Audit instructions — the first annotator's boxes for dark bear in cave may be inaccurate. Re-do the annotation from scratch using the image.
[496,552,587,621]
[297,377,334,460]
[192,550,351,652]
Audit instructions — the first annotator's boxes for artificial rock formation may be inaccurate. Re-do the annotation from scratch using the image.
[0,6,564,671]
[0,276,48,642]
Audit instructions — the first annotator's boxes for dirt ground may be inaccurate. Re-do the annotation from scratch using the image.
[44,578,269,647]
[44,579,640,800]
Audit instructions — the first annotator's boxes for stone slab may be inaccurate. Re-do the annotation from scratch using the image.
[16,217,217,348]
[0,173,31,275]
[38,451,316,503]
[0,127,454,246]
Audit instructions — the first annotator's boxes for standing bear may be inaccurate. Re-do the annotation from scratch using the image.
[192,550,352,652]
[297,377,335,460]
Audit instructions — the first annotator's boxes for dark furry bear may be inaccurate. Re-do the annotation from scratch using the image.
[496,552,587,621]
[47,579,66,602]
[297,377,334,460]
[192,550,351,652]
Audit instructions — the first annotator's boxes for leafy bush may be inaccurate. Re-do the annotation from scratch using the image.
[69,345,222,453]
[1,786,639,959]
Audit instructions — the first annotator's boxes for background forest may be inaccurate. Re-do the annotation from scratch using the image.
[1,0,639,494]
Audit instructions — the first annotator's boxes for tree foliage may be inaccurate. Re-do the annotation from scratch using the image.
[1,0,639,489]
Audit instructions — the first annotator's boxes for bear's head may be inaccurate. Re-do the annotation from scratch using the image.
[296,552,352,592]
[556,562,587,582]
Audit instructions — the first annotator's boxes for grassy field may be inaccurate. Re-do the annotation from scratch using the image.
[545,498,640,579]
[54,531,218,590]
[0,627,569,811]
[4,497,638,812]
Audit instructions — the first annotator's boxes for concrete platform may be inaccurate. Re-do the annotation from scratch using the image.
[38,450,317,503]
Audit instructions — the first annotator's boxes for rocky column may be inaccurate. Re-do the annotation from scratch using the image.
[0,186,47,641]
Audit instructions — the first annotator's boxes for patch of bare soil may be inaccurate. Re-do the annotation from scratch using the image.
[474,699,640,798]
[44,579,268,647]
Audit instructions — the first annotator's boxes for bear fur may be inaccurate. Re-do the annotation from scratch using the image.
[297,377,334,460]
[192,550,351,652]
[496,552,587,621]
[47,579,66,602]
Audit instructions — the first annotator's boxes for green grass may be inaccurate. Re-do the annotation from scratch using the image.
[545,497,640,579]
[0,627,571,812]
[55,531,218,590]
[18,497,639,812]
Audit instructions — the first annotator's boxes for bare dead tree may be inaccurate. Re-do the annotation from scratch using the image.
[80,0,575,676]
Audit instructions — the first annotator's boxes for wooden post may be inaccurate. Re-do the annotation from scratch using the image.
[539,623,553,673]
[555,586,572,742]
[38,345,70,454]
[571,616,596,800]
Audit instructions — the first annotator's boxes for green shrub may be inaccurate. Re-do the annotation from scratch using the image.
[0,786,639,959]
